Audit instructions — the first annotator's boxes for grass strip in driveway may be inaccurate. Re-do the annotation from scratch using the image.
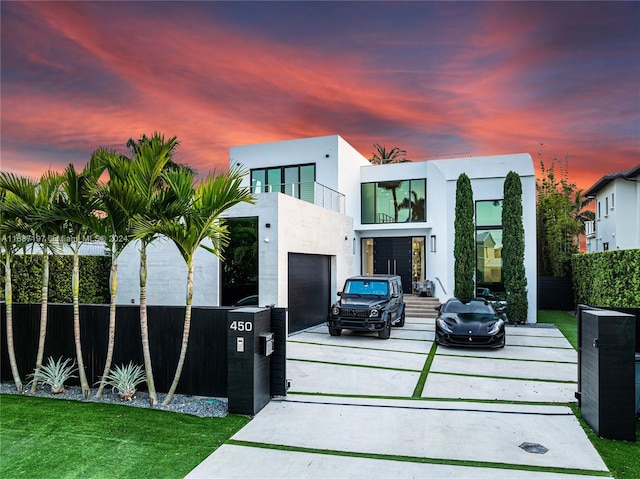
[288,357,421,372]
[430,370,577,384]
[1,394,249,479]
[227,440,611,477]
[413,340,437,397]
[288,339,429,354]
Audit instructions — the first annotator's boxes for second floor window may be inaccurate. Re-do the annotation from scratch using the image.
[251,164,315,203]
[361,179,426,224]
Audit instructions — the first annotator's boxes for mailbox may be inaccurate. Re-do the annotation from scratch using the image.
[260,332,274,356]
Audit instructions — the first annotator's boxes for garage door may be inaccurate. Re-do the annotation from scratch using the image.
[288,253,330,333]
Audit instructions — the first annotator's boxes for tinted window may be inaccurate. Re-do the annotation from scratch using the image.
[344,280,388,296]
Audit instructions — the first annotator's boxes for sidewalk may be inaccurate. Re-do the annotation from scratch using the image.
[186,319,610,478]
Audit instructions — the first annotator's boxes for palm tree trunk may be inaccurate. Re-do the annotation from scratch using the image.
[140,243,158,405]
[162,258,194,405]
[4,253,23,393]
[31,252,50,393]
[72,245,91,397]
[96,253,118,397]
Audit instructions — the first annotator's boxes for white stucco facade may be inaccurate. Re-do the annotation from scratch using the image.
[585,164,640,252]
[117,134,537,324]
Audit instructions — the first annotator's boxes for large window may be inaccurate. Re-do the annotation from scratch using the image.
[476,200,503,288]
[361,179,426,224]
[251,164,315,203]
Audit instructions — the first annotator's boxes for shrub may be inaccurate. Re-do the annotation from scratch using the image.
[454,173,474,298]
[502,171,528,323]
[100,362,146,401]
[572,249,640,307]
[27,357,78,394]
[0,254,110,303]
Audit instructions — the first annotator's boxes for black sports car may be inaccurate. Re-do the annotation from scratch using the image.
[435,298,506,348]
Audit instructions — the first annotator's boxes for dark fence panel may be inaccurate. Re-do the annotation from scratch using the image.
[270,307,288,397]
[537,276,575,311]
[1,303,230,397]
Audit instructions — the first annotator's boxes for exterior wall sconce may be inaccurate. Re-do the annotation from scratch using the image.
[264,238,270,243]
[430,235,436,253]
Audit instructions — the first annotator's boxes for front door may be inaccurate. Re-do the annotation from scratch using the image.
[373,237,412,293]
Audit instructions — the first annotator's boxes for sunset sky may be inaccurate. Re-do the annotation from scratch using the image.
[1,1,638,191]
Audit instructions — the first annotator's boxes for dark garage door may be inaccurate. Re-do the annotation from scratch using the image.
[288,253,330,334]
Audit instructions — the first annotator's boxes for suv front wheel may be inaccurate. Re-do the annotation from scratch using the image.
[378,318,391,339]
[329,326,342,336]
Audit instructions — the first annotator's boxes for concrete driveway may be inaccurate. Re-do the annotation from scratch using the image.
[186,319,610,478]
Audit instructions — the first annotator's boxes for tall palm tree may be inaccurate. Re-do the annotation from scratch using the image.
[54,162,103,397]
[132,165,254,404]
[369,144,409,165]
[88,148,137,397]
[0,171,66,392]
[0,187,29,392]
[121,133,182,406]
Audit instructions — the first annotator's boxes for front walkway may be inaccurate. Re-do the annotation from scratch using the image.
[186,319,610,478]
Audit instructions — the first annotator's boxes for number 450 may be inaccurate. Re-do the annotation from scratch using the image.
[229,320,253,332]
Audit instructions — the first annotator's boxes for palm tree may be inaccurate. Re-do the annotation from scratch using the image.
[132,165,254,404]
[0,187,29,392]
[0,171,66,392]
[54,162,103,397]
[121,133,182,406]
[369,144,409,165]
[88,148,137,397]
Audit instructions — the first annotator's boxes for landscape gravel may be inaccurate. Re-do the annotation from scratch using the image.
[0,383,228,418]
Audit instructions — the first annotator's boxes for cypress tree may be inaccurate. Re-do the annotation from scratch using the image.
[502,171,528,323]
[454,173,475,298]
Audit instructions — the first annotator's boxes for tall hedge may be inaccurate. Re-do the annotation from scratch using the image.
[502,171,528,323]
[0,254,110,304]
[454,173,475,298]
[572,249,640,308]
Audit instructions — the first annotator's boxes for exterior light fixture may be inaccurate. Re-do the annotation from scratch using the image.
[430,235,436,253]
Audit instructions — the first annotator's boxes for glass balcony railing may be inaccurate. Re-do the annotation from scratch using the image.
[251,181,345,214]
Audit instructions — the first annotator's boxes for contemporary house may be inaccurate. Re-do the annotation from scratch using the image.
[116,135,537,326]
[584,163,640,253]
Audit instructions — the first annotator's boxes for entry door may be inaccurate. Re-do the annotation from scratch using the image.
[373,237,412,293]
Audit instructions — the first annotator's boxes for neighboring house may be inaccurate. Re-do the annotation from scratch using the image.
[116,135,537,326]
[584,164,640,253]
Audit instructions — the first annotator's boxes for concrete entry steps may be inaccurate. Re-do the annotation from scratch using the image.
[186,323,612,479]
[404,294,440,318]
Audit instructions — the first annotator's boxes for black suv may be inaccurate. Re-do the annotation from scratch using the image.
[327,275,405,339]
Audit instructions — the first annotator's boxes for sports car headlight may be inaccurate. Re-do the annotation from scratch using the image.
[369,309,380,318]
[331,306,340,316]
[437,318,453,333]
[487,320,503,334]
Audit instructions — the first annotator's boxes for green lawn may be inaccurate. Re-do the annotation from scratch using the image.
[0,395,249,479]
[538,310,640,479]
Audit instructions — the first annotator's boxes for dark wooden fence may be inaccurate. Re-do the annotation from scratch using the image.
[537,276,575,311]
[1,304,232,397]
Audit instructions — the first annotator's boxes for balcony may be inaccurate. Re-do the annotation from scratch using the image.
[251,181,345,214]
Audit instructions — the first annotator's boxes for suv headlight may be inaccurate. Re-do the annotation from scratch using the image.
[369,309,380,318]
[331,305,340,316]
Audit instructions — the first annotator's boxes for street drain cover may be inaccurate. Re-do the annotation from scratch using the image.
[519,442,548,454]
